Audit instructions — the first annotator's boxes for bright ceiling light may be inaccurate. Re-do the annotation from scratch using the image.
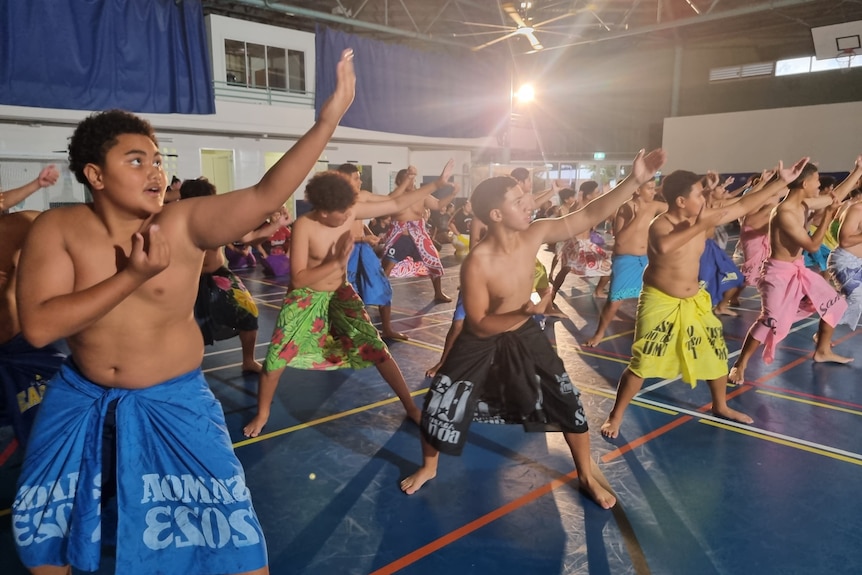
[514,83,535,103]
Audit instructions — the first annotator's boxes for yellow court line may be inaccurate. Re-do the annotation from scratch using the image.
[233,387,429,448]
[700,419,862,466]
[756,390,862,417]
[554,343,630,365]
[395,338,444,353]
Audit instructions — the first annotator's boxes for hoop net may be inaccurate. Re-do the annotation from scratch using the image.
[836,48,856,71]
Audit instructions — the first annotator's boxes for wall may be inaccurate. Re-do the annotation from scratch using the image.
[523,33,862,159]
[662,100,862,173]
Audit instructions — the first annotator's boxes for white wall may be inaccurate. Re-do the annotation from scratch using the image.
[662,101,862,174]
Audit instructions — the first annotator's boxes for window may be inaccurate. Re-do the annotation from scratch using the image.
[223,40,306,93]
[774,55,861,76]
[288,49,306,92]
[711,54,860,82]
[224,39,246,85]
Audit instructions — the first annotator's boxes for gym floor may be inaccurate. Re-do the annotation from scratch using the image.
[3,242,861,574]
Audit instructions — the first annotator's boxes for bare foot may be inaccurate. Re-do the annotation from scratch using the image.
[584,334,603,347]
[712,406,753,425]
[713,305,738,317]
[400,467,436,495]
[579,477,617,509]
[406,406,422,425]
[242,360,263,374]
[425,362,442,378]
[382,331,409,341]
[243,413,269,438]
[727,365,745,385]
[813,349,854,364]
[600,417,621,439]
[433,293,453,304]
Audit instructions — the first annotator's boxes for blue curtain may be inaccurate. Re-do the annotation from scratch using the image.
[0,0,214,114]
[316,26,509,139]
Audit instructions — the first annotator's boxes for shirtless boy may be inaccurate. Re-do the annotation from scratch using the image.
[12,49,356,575]
[381,166,458,302]
[827,187,862,330]
[729,157,862,384]
[601,158,809,439]
[338,162,424,340]
[400,148,667,509]
[585,179,665,346]
[0,211,65,450]
[242,160,454,438]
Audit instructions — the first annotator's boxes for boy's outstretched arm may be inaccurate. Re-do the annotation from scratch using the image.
[534,148,666,245]
[0,165,59,211]
[186,49,357,250]
[831,154,862,203]
[354,160,454,220]
[719,157,808,224]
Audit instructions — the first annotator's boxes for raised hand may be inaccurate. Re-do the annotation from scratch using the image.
[319,49,356,127]
[703,171,720,190]
[437,159,455,185]
[631,148,667,185]
[695,203,728,230]
[37,165,60,188]
[777,157,810,183]
[128,224,170,280]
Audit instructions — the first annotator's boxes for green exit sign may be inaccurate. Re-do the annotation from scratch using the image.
[593,152,606,160]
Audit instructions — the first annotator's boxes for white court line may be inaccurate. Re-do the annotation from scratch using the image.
[632,393,862,463]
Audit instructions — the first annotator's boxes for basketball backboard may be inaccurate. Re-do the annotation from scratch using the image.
[811,20,862,60]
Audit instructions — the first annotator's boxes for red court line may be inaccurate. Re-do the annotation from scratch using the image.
[370,473,580,575]
[370,385,761,573]
[0,438,19,467]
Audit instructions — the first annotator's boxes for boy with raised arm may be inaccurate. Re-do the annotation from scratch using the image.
[585,179,665,346]
[728,157,862,384]
[0,165,59,212]
[338,162,410,340]
[242,160,454,438]
[12,49,356,575]
[400,149,666,508]
[600,158,808,439]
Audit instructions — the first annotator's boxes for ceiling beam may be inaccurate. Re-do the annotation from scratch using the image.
[224,0,470,48]
[540,0,820,52]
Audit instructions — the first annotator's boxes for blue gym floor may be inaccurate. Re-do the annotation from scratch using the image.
[2,242,861,575]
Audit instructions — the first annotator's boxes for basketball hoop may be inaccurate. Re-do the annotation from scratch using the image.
[836,48,856,72]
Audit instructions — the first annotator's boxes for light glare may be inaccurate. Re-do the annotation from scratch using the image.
[515,83,535,103]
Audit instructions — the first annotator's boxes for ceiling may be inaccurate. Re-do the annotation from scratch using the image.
[199,0,862,57]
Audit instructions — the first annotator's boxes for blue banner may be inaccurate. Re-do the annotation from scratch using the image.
[316,26,509,139]
[0,0,214,114]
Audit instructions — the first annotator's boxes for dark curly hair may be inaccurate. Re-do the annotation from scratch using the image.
[68,110,158,190]
[305,171,357,212]
[180,177,216,199]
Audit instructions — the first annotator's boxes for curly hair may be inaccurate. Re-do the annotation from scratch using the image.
[68,110,158,190]
[305,171,357,212]
[180,177,216,199]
